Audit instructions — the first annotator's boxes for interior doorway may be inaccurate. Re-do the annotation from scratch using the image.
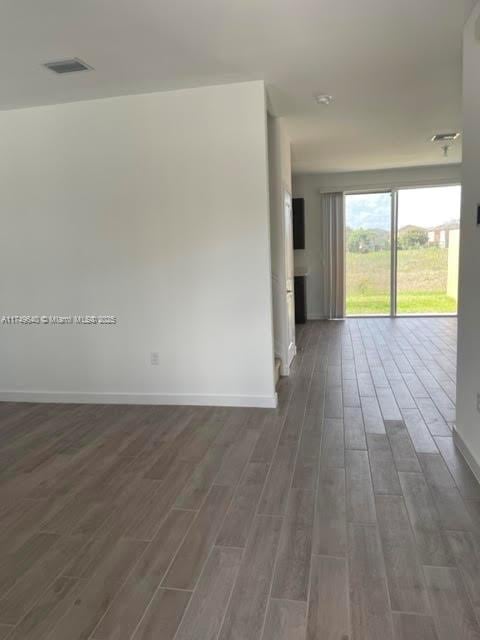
[345,185,461,317]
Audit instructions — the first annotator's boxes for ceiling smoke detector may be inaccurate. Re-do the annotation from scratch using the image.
[43,58,93,74]
[431,133,460,142]
[314,94,333,105]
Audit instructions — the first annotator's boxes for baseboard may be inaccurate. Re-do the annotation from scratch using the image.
[0,390,278,409]
[306,313,328,320]
[453,426,480,485]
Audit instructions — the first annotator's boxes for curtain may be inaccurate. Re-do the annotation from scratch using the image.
[321,192,345,319]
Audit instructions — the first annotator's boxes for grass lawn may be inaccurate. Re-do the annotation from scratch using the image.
[346,247,457,315]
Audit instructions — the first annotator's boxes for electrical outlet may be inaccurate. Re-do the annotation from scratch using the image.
[150,352,159,366]
[477,393,480,414]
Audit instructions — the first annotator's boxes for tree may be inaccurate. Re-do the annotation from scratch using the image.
[397,227,428,250]
[347,228,389,253]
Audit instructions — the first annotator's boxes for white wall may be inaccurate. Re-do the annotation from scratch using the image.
[0,81,277,407]
[456,3,480,473]
[268,116,292,371]
[293,164,462,319]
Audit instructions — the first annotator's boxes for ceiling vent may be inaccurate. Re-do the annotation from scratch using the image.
[43,58,92,74]
[431,133,460,142]
[314,94,333,105]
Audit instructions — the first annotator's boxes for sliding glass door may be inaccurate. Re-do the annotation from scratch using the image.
[345,185,461,317]
[396,185,461,314]
[345,192,393,316]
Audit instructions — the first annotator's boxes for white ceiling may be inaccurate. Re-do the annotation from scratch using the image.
[0,0,474,172]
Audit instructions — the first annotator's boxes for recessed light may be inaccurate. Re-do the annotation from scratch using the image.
[431,133,460,142]
[43,58,93,74]
[314,94,333,105]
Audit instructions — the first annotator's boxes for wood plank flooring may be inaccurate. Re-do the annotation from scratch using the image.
[1,317,480,639]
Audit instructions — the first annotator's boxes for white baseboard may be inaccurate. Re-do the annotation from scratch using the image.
[0,390,278,409]
[453,426,480,485]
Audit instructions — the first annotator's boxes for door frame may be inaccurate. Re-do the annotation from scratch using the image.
[283,189,296,375]
[344,182,461,318]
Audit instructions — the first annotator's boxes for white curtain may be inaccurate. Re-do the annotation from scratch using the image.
[321,192,345,319]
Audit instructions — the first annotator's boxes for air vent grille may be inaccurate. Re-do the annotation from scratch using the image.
[44,58,92,74]
[431,133,460,142]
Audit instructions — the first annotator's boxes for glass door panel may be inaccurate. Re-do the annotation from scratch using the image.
[396,186,461,315]
[345,192,392,316]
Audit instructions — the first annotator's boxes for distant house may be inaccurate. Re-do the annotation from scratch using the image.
[428,221,460,248]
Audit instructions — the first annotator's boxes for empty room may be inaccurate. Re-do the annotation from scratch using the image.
[1,1,480,639]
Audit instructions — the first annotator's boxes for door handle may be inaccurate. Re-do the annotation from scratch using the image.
[287,289,293,293]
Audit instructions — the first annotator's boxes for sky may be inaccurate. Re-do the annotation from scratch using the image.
[345,185,461,231]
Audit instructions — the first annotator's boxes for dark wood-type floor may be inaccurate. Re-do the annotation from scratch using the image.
[1,318,480,640]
